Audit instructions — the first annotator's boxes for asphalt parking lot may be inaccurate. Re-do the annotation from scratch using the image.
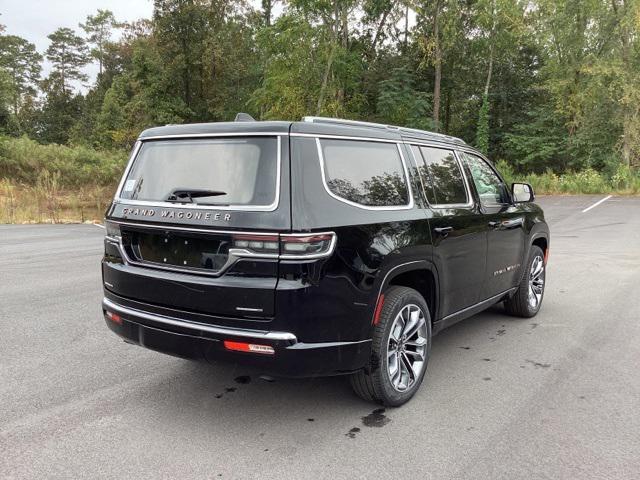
[1,195,639,479]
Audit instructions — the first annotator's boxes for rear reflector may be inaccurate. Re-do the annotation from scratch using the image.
[223,340,275,355]
[544,248,550,265]
[372,294,385,325]
[106,311,122,325]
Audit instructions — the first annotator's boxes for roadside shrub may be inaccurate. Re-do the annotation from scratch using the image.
[495,159,640,195]
[0,135,127,187]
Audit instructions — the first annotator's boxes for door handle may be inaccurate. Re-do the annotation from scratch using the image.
[434,226,453,236]
[489,218,524,230]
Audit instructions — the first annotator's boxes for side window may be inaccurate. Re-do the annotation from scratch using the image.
[410,145,437,204]
[461,152,510,205]
[319,139,409,207]
[418,146,469,206]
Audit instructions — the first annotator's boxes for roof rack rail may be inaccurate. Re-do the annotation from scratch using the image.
[302,116,467,146]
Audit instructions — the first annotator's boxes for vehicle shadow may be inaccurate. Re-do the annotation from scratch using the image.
[127,302,528,432]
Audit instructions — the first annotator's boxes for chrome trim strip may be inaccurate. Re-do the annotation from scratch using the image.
[108,219,281,236]
[315,137,415,211]
[456,150,514,205]
[112,236,276,278]
[292,132,400,144]
[102,297,297,342]
[441,288,516,321]
[114,141,141,204]
[406,143,474,209]
[113,135,283,212]
[301,116,467,145]
[287,338,373,349]
[106,221,337,275]
[139,131,287,140]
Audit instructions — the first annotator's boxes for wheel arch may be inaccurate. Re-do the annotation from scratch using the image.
[529,232,550,263]
[373,261,440,324]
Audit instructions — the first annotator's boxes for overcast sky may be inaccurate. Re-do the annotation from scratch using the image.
[0,0,154,87]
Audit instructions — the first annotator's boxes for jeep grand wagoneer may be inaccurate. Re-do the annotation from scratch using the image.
[102,116,549,406]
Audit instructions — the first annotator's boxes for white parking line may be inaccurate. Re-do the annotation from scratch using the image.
[93,223,105,229]
[582,195,612,213]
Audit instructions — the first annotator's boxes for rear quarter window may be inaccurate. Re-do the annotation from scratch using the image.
[319,139,410,207]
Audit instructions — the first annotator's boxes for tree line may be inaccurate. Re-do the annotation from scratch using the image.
[0,0,638,176]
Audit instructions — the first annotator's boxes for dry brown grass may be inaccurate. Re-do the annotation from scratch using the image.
[0,180,115,224]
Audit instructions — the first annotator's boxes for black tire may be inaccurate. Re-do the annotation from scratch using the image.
[504,245,546,318]
[350,286,432,407]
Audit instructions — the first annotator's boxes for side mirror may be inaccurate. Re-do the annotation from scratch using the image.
[512,182,535,203]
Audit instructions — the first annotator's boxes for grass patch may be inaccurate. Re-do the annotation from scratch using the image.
[0,180,114,224]
[495,161,640,195]
[0,135,125,223]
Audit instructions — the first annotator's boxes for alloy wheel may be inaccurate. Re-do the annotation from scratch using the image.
[386,304,428,392]
[528,255,545,309]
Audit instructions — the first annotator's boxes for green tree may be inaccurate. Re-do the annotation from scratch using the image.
[80,9,119,77]
[45,27,89,95]
[0,35,42,115]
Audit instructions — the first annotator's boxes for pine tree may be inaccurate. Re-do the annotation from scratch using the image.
[45,27,89,95]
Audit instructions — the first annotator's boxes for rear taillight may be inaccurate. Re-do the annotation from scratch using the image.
[231,234,280,255]
[104,220,121,240]
[231,232,336,259]
[279,233,336,259]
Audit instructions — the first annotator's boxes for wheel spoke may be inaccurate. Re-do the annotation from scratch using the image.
[406,337,427,347]
[389,352,401,386]
[528,285,537,306]
[398,357,409,389]
[404,349,424,362]
[390,321,402,342]
[401,352,416,383]
[531,258,544,279]
[404,315,424,340]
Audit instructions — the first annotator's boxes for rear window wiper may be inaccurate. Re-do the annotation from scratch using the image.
[166,189,227,203]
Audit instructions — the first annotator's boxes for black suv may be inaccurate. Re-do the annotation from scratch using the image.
[101,116,549,406]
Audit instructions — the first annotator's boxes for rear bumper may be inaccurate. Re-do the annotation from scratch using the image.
[102,297,371,377]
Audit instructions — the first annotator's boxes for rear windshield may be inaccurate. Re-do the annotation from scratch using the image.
[119,137,279,207]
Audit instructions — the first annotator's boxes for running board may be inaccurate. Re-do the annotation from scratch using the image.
[433,288,517,334]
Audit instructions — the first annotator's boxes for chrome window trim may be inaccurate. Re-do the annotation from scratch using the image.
[113,135,283,212]
[114,140,141,203]
[139,131,287,141]
[406,144,430,206]
[407,143,474,209]
[314,137,415,211]
[102,297,297,342]
[292,132,400,144]
[457,150,512,206]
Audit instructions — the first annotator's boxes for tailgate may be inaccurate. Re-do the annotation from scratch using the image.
[103,131,291,320]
